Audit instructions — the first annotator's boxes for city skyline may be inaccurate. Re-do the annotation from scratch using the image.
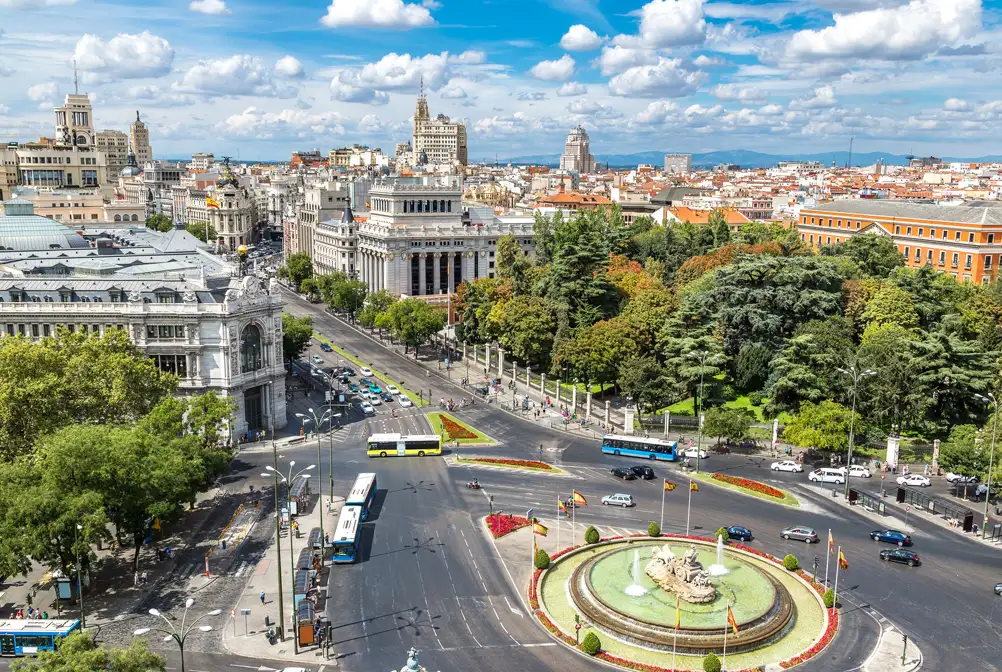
[1,0,1000,160]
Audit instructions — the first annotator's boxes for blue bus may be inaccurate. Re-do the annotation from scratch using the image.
[331,505,362,564]
[0,619,81,656]
[601,434,678,461]
[345,472,377,521]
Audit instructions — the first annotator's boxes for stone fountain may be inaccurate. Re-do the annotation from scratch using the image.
[707,534,730,576]
[623,548,648,597]
[644,543,716,603]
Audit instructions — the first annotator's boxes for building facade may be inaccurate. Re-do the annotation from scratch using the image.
[190,153,215,172]
[664,153,692,174]
[208,160,258,251]
[559,126,595,174]
[129,112,153,164]
[412,85,468,166]
[96,130,129,177]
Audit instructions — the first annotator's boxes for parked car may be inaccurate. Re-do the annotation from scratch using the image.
[359,402,375,415]
[847,465,872,478]
[870,529,912,546]
[682,447,709,459]
[630,465,655,480]
[601,493,635,507]
[381,392,394,402]
[611,467,636,480]
[781,526,819,543]
[771,460,803,473]
[809,468,845,484]
[342,366,356,376]
[946,472,979,483]
[975,484,998,500]
[311,354,322,364]
[360,367,373,376]
[386,384,400,395]
[726,525,753,542]
[896,474,931,487]
[879,548,920,567]
[320,343,332,352]
[995,583,1002,596]
[398,396,413,408]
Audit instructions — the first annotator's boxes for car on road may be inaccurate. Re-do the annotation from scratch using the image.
[846,465,872,478]
[808,468,845,484]
[311,354,322,364]
[611,467,636,480]
[946,472,979,483]
[367,393,382,406]
[361,366,373,376]
[781,525,819,543]
[359,402,375,415]
[342,366,356,376]
[630,465,655,480]
[726,525,753,541]
[359,377,372,386]
[381,392,394,402]
[386,384,400,395]
[896,474,931,487]
[601,493,635,507]
[349,383,359,393]
[771,460,803,473]
[682,447,709,459]
[368,384,382,394]
[975,484,998,500]
[995,583,1002,596]
[398,396,413,408]
[880,548,921,567]
[320,343,332,352]
[870,529,912,546]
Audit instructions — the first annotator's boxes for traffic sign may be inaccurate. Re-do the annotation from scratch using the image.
[905,505,911,511]
[526,508,534,519]
[575,623,581,631]
[230,609,235,618]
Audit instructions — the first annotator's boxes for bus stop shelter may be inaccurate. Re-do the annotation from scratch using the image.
[895,487,974,532]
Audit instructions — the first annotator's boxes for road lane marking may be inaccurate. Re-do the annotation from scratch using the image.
[504,596,523,616]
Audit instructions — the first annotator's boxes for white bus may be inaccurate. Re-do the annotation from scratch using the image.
[345,472,377,521]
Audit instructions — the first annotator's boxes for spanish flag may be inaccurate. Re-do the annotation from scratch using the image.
[206,196,220,209]
[572,491,588,506]
[664,480,676,492]
[727,603,739,634]
[558,498,568,515]
[838,548,848,571]
[533,522,548,537]
[828,529,835,557]
[674,595,681,629]
[690,481,699,492]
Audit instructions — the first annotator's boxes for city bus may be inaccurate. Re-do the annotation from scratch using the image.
[366,433,442,458]
[0,619,81,656]
[601,434,678,461]
[345,472,377,521]
[331,505,362,564]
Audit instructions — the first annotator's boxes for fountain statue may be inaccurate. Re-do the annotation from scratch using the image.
[707,534,730,577]
[624,548,648,597]
[645,543,716,603]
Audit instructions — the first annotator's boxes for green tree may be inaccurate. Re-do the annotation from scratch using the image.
[783,554,799,571]
[821,233,904,278]
[661,332,726,414]
[543,210,616,330]
[281,313,314,364]
[823,588,835,608]
[497,296,556,368]
[11,631,165,672]
[358,289,398,329]
[783,400,857,454]
[279,252,314,291]
[856,324,926,431]
[584,525,599,544]
[184,222,218,243]
[708,209,731,248]
[551,317,638,387]
[887,265,965,330]
[533,210,558,265]
[581,632,601,655]
[145,213,173,232]
[861,284,920,331]
[937,424,988,480]
[617,355,673,416]
[331,279,368,316]
[647,521,661,537]
[767,317,855,414]
[732,343,771,393]
[533,547,550,569]
[383,299,447,356]
[140,393,236,480]
[495,234,531,295]
[703,406,753,445]
[703,652,722,672]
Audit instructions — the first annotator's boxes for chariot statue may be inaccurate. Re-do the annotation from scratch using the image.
[645,543,717,603]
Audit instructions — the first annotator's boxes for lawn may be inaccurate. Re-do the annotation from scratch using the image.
[428,411,498,445]
[312,334,428,407]
[688,470,800,508]
[666,395,768,421]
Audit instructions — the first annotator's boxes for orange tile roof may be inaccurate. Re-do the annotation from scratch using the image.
[669,206,751,225]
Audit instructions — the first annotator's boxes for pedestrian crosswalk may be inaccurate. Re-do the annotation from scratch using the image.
[173,561,203,581]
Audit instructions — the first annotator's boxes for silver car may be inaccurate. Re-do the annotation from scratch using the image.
[781,525,819,543]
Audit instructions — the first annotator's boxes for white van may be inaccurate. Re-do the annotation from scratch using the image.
[808,468,845,484]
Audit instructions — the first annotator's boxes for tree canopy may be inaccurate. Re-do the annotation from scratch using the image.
[281,313,314,363]
[279,252,314,290]
[12,631,165,672]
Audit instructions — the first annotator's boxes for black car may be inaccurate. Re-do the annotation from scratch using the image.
[726,525,753,542]
[611,467,636,480]
[381,392,394,402]
[880,548,920,567]
[630,465,655,480]
[342,366,356,376]
[320,343,333,352]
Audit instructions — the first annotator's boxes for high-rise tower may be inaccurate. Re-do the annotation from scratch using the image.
[130,111,153,164]
[411,79,468,166]
[558,126,595,173]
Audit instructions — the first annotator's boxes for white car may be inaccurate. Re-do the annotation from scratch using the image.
[682,448,709,459]
[847,465,872,478]
[359,402,375,415]
[398,395,413,408]
[601,493,635,507]
[386,384,400,395]
[896,474,931,487]
[311,355,322,364]
[946,472,978,483]
[771,460,803,473]
[360,366,373,376]
[368,393,382,406]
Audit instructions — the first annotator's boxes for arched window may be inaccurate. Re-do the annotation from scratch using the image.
[426,199,431,212]
[131,214,139,221]
[114,215,121,222]
[403,201,408,213]
[417,200,423,213]
[440,199,446,212]
[432,200,438,212]
[447,200,452,212]
[240,324,263,373]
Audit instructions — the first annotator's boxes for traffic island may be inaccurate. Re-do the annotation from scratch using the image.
[687,470,800,508]
[428,411,498,446]
[312,334,428,407]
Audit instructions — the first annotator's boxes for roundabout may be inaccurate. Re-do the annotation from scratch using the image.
[532,535,836,671]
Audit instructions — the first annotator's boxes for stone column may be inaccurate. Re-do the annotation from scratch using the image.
[571,385,577,414]
[540,373,546,399]
[382,254,391,294]
[624,408,635,435]
[585,391,592,421]
[433,253,441,295]
[498,348,505,379]
[555,379,561,405]
[664,411,671,438]
[604,400,611,426]
[418,254,427,296]
[526,366,531,389]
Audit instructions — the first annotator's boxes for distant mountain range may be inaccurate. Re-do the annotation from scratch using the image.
[478,149,1002,169]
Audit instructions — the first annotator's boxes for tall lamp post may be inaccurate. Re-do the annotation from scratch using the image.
[263,461,315,654]
[133,599,221,672]
[296,408,331,565]
[974,392,1000,539]
[837,366,875,500]
[688,350,720,474]
[73,523,85,628]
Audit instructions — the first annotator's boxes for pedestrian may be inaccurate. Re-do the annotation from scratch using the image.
[260,591,266,605]
[27,607,34,619]
[141,570,148,584]
[42,612,48,620]
[134,570,139,586]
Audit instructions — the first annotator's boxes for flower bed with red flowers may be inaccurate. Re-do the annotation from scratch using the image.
[484,513,530,539]
[441,414,477,439]
[712,473,788,499]
[529,568,541,609]
[596,652,760,672]
[464,457,554,471]
[780,608,839,668]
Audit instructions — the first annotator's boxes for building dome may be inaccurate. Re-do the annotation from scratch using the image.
[120,148,143,179]
[417,149,428,166]
[216,157,239,188]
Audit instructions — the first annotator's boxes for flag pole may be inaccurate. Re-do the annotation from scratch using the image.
[722,600,729,668]
[557,498,561,552]
[825,528,831,586]
[572,497,576,546]
[660,480,666,533]
[833,545,841,605]
[686,480,692,536]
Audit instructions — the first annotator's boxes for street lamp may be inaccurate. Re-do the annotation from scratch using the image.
[133,599,221,672]
[296,407,332,566]
[974,392,1000,539]
[688,350,720,474]
[73,523,85,628]
[837,366,875,500]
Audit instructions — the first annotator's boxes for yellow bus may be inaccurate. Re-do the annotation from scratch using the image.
[367,433,442,457]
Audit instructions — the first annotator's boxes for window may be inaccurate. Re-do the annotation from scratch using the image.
[914,248,921,260]
[969,233,975,243]
[986,256,993,269]
[903,246,909,258]
[240,324,263,373]
[906,227,912,235]
[955,231,961,241]
[930,229,935,237]
[990,234,996,244]
[43,324,51,337]
[952,253,959,267]
[966,254,973,268]
[939,251,946,265]
[918,229,923,237]
[31,324,39,338]
[895,226,900,234]
[943,230,948,239]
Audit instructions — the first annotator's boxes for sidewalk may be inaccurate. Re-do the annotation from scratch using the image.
[221,490,343,663]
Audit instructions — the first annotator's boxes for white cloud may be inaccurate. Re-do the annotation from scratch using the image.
[613,0,706,49]
[635,100,679,124]
[448,50,486,64]
[355,52,450,90]
[595,45,658,76]
[693,54,725,67]
[357,114,385,133]
[529,54,575,81]
[221,106,345,138]
[73,32,174,80]
[518,91,547,101]
[329,74,390,104]
[786,0,982,62]
[275,55,305,78]
[0,0,75,5]
[560,24,604,51]
[944,97,970,111]
[758,103,784,115]
[174,55,295,97]
[607,57,705,97]
[440,84,467,99]
[0,104,7,114]
[790,85,838,109]
[556,81,587,96]
[125,85,197,107]
[711,83,768,103]
[421,0,442,7]
[189,0,230,15]
[704,1,797,21]
[27,82,58,101]
[566,99,622,118]
[321,0,435,29]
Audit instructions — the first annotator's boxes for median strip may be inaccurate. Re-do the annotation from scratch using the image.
[428,411,498,445]
[686,470,800,508]
[312,333,429,407]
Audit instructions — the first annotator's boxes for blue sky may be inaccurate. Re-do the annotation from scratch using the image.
[1,0,1000,161]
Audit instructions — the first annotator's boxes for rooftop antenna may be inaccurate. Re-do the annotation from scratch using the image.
[72,58,79,95]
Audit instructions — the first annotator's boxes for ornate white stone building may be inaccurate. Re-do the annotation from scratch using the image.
[209,159,258,251]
